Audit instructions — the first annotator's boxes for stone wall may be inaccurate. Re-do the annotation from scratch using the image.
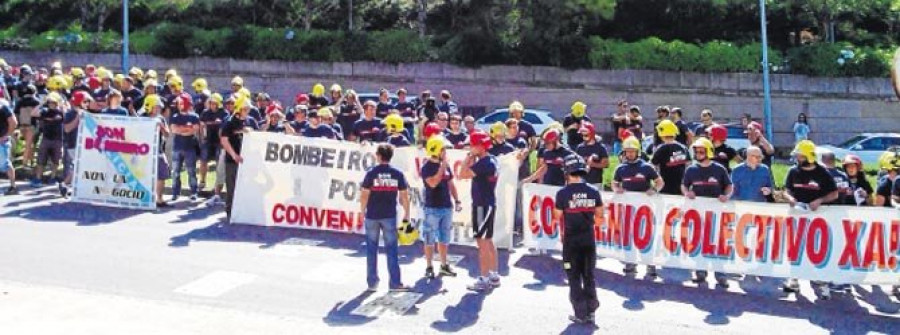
[3,50,898,149]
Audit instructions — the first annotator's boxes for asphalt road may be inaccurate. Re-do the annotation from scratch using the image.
[1,184,898,335]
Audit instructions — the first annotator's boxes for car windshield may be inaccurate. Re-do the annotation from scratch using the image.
[523,113,544,124]
[836,135,866,149]
[483,112,509,123]
[726,126,745,139]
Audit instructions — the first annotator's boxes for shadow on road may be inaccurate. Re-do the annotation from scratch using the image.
[321,290,376,327]
[7,200,145,225]
[430,292,488,332]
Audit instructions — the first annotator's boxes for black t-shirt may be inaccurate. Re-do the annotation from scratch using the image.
[63,109,79,149]
[538,146,574,186]
[220,115,257,164]
[445,130,468,149]
[200,108,228,144]
[682,162,732,198]
[309,96,329,109]
[352,118,383,142]
[877,176,894,208]
[575,140,609,185]
[555,182,602,247]
[784,164,838,204]
[14,96,40,126]
[488,140,516,156]
[713,144,737,173]
[651,142,691,195]
[123,88,143,111]
[674,119,690,145]
[611,114,626,140]
[0,104,13,138]
[825,168,851,205]
[845,171,873,205]
[562,115,590,148]
[376,102,393,119]
[39,107,64,141]
[421,160,454,209]
[517,120,537,140]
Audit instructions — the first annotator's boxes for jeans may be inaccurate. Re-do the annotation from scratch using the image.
[365,217,402,288]
[563,243,599,319]
[172,149,198,196]
[696,270,727,282]
[0,139,12,172]
[225,161,238,217]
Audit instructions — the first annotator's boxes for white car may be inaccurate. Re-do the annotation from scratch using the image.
[475,108,556,135]
[816,133,900,167]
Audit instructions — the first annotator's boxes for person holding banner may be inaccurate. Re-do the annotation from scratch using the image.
[651,120,691,195]
[564,101,590,149]
[142,94,171,208]
[613,136,663,277]
[781,140,838,297]
[875,151,900,208]
[0,97,18,195]
[360,144,412,292]
[555,154,603,324]
[101,89,129,116]
[524,129,573,187]
[169,93,202,202]
[60,91,93,197]
[301,108,337,139]
[31,92,66,188]
[220,96,259,220]
[840,154,871,206]
[421,135,462,279]
[459,130,501,292]
[730,146,773,203]
[317,106,344,141]
[350,100,382,143]
[708,124,737,173]
[383,114,411,148]
[444,115,468,149]
[681,137,733,287]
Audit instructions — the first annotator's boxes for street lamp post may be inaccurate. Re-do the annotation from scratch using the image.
[760,0,773,141]
[122,0,130,74]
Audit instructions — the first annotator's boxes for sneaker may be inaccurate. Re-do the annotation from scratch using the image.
[692,272,707,284]
[365,285,377,293]
[156,201,170,208]
[646,266,658,278]
[715,277,730,289]
[488,272,501,287]
[29,178,42,188]
[58,183,68,197]
[623,263,637,274]
[190,194,198,201]
[818,285,831,300]
[440,264,457,277]
[4,187,19,195]
[425,266,435,279]
[782,278,800,293]
[389,285,411,293]
[467,277,491,292]
[204,195,222,206]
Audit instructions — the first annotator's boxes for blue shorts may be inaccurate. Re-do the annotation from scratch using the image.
[422,207,453,245]
[201,141,220,161]
[0,139,10,173]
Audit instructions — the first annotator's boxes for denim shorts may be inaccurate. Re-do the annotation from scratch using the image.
[422,207,453,245]
[0,139,10,173]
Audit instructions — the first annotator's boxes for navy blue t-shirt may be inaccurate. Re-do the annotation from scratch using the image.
[353,118,382,142]
[330,123,344,140]
[471,155,499,206]
[682,162,732,198]
[102,106,129,116]
[302,124,337,139]
[517,120,537,140]
[0,105,14,138]
[200,108,228,144]
[444,131,468,149]
[506,137,528,149]
[555,182,602,247]
[265,122,287,133]
[421,160,454,208]
[506,137,530,180]
[575,140,609,185]
[63,109,79,149]
[614,160,659,192]
[877,176,894,208]
[39,108,64,141]
[488,140,516,156]
[376,102,393,119]
[538,146,573,186]
[169,112,201,151]
[289,120,308,133]
[361,164,409,219]
[387,135,411,147]
[826,167,851,205]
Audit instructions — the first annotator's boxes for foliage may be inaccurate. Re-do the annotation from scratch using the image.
[786,42,892,77]
[589,37,786,73]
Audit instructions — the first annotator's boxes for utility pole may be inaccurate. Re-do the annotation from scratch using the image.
[122,0,129,74]
[760,0,773,140]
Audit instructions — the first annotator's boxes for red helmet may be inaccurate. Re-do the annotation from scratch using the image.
[87,76,101,90]
[423,122,442,139]
[265,103,283,115]
[295,93,309,104]
[708,124,728,142]
[71,91,93,107]
[177,93,193,111]
[843,154,862,168]
[469,130,492,149]
[618,128,633,141]
[543,129,560,143]
[578,122,596,137]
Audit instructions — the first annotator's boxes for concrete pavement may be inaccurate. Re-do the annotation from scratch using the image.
[1,185,898,334]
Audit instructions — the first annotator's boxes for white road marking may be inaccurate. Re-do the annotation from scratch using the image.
[174,271,257,297]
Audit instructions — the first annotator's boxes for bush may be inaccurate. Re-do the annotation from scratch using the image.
[787,43,891,77]
[129,30,155,54]
[367,30,430,63]
[589,37,785,73]
[187,28,233,58]
[150,23,193,58]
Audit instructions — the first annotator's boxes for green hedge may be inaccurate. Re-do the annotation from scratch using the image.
[0,24,893,78]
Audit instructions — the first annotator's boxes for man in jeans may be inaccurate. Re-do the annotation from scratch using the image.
[220,96,258,221]
[169,93,201,201]
[421,135,461,279]
[360,144,411,292]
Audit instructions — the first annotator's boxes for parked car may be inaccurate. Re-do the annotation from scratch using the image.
[474,108,556,135]
[817,133,900,167]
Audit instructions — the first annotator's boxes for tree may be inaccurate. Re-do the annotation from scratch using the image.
[277,0,339,31]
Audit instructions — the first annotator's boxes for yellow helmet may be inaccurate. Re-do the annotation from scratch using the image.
[546,121,564,135]
[144,79,158,89]
[168,75,184,91]
[656,119,679,137]
[96,67,113,80]
[691,137,714,159]
[490,121,507,137]
[47,75,67,91]
[509,101,524,113]
[879,151,900,171]
[317,107,334,119]
[45,92,63,105]
[385,114,404,133]
[426,135,447,158]
[330,84,342,93]
[63,75,74,89]
[791,140,817,163]
[397,220,419,246]
[235,95,252,110]
[209,93,224,106]
[231,76,244,87]
[70,67,85,79]
[114,73,126,86]
[622,136,641,151]
[128,66,143,78]
[571,101,587,118]
[0,58,6,67]
[145,69,158,80]
[165,69,177,79]
[312,83,325,96]
[143,94,163,112]
[238,88,251,99]
[192,78,208,92]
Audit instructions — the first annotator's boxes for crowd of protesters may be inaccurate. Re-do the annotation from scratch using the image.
[1,59,899,324]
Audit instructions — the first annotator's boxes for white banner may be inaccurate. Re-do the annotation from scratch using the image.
[232,132,519,248]
[72,114,159,210]
[523,183,900,285]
